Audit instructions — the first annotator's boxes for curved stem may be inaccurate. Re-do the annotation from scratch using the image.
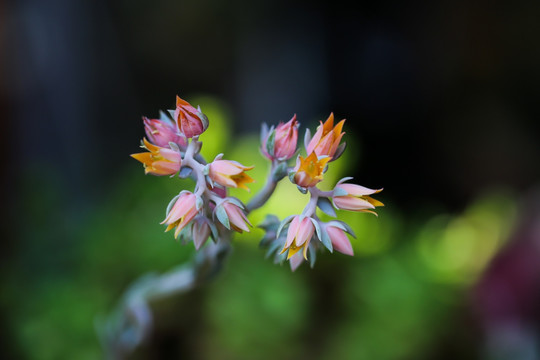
[246,162,279,213]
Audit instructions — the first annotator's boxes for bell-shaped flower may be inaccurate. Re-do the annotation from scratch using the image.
[174,96,209,138]
[326,224,354,256]
[215,199,252,233]
[281,215,315,260]
[191,216,213,250]
[261,114,299,161]
[333,181,384,215]
[143,114,187,148]
[208,156,255,191]
[305,113,345,159]
[292,152,331,188]
[131,138,182,176]
[161,191,201,239]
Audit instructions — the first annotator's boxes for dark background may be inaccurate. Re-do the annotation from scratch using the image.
[2,0,540,359]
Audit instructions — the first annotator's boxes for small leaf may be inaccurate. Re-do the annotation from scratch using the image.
[208,222,219,242]
[308,245,317,268]
[333,187,348,197]
[288,171,296,184]
[337,176,354,185]
[328,220,357,238]
[178,166,193,178]
[226,197,245,209]
[195,196,204,210]
[276,215,295,239]
[167,109,176,119]
[317,197,337,217]
[215,206,230,229]
[319,227,333,252]
[166,194,180,215]
[258,214,280,231]
[168,142,180,152]
[297,185,307,194]
[331,142,347,162]
[310,218,322,243]
[304,128,312,150]
[272,162,289,182]
[265,129,276,156]
[260,123,269,143]
[265,241,282,258]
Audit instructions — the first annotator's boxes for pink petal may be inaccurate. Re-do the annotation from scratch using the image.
[334,196,374,211]
[289,252,304,271]
[327,227,353,256]
[285,216,300,247]
[296,218,314,246]
[338,183,380,196]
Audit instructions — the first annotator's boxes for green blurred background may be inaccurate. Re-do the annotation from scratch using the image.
[2,1,540,359]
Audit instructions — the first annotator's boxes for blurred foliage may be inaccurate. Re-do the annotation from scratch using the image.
[3,96,518,359]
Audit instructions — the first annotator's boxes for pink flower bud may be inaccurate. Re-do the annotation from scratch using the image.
[208,159,255,191]
[281,216,315,260]
[161,192,199,239]
[174,96,209,138]
[215,199,252,233]
[333,183,384,215]
[131,138,182,176]
[262,115,299,161]
[326,225,354,256]
[191,216,212,250]
[143,115,186,148]
[306,113,345,159]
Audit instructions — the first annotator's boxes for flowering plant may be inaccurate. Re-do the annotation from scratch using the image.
[103,95,383,357]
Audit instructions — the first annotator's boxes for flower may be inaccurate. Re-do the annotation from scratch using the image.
[292,152,331,188]
[208,158,255,191]
[215,199,252,233]
[161,192,200,239]
[131,138,182,176]
[191,216,212,250]
[262,114,299,161]
[306,113,345,159]
[281,216,315,260]
[143,114,186,148]
[174,96,209,138]
[326,225,354,256]
[333,183,384,215]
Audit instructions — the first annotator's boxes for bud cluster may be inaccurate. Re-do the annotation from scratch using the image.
[131,96,383,271]
[131,96,253,250]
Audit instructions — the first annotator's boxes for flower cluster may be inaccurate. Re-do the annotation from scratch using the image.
[259,113,383,271]
[131,96,253,250]
[131,96,383,271]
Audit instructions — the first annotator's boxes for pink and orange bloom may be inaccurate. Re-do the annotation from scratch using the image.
[216,200,252,233]
[306,113,345,159]
[131,138,182,176]
[174,96,208,138]
[208,159,255,191]
[161,191,200,239]
[281,216,315,260]
[292,152,331,188]
[143,115,186,148]
[333,182,384,215]
[261,114,299,161]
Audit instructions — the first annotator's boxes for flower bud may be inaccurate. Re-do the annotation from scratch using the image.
[262,114,299,161]
[280,215,315,260]
[174,96,209,138]
[161,192,200,239]
[291,152,331,188]
[131,138,182,176]
[191,216,212,250]
[326,225,354,256]
[143,114,186,148]
[306,113,345,159]
[215,199,252,233]
[208,157,254,191]
[333,183,384,215]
